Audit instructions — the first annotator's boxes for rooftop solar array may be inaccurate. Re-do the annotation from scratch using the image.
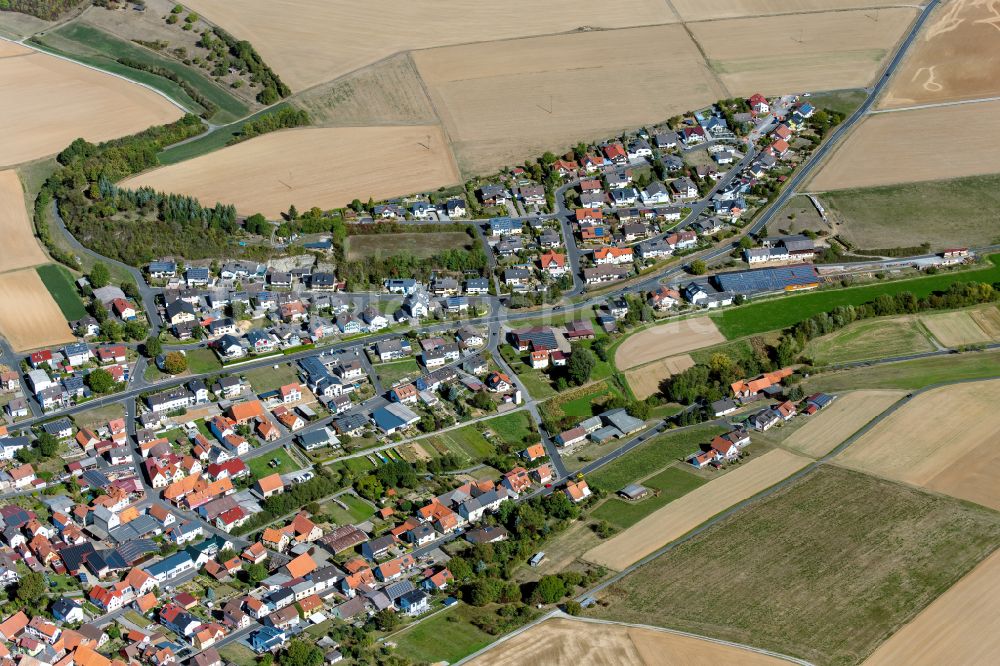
[714,264,819,294]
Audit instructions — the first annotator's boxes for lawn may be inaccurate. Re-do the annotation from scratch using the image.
[824,173,1000,251]
[36,264,87,320]
[345,230,473,261]
[591,466,707,529]
[157,103,290,165]
[553,380,624,419]
[73,403,125,429]
[219,643,257,666]
[247,448,301,479]
[803,349,1000,393]
[484,410,536,446]
[373,358,420,388]
[713,254,1000,339]
[323,493,375,525]
[587,424,724,493]
[30,23,249,123]
[429,426,495,463]
[588,467,1000,665]
[806,89,867,116]
[241,363,301,394]
[187,348,222,374]
[804,316,935,365]
[391,603,501,664]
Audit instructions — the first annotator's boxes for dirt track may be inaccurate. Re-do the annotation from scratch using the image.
[583,449,810,571]
[864,548,1000,665]
[468,617,795,666]
[615,318,725,370]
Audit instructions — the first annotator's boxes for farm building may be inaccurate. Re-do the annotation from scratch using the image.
[713,265,820,295]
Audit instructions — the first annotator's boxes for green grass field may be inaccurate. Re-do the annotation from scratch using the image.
[824,173,1000,251]
[591,466,707,529]
[345,231,473,261]
[218,643,256,666]
[803,349,1000,393]
[714,254,1000,339]
[374,358,420,388]
[247,448,301,479]
[554,380,624,419]
[323,493,375,525]
[806,89,867,116]
[241,363,301,394]
[73,403,125,429]
[186,348,222,374]
[588,467,1000,665]
[30,23,248,123]
[157,103,290,165]
[429,426,495,463]
[804,316,935,365]
[35,264,87,320]
[484,410,536,446]
[587,424,724,493]
[391,604,502,664]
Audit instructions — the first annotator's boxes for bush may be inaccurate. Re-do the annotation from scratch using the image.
[163,351,188,375]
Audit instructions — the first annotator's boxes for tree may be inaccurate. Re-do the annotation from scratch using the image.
[36,432,59,458]
[281,640,323,666]
[145,335,162,358]
[121,280,140,299]
[373,609,398,631]
[354,475,383,501]
[86,369,117,394]
[100,319,124,342]
[468,578,503,606]
[566,347,595,386]
[163,351,188,375]
[533,575,567,604]
[690,259,707,275]
[125,320,148,341]
[564,600,583,616]
[738,236,754,250]
[246,562,268,583]
[16,571,45,607]
[106,625,121,639]
[89,262,110,289]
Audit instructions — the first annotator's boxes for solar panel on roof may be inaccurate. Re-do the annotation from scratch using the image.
[715,265,818,294]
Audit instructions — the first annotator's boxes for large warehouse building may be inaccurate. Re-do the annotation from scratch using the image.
[713,264,820,295]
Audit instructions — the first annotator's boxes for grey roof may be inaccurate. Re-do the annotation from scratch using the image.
[42,418,72,435]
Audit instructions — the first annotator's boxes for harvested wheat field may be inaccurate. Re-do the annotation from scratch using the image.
[809,100,1000,190]
[865,549,1000,666]
[584,449,810,571]
[837,380,1000,510]
[784,391,905,458]
[414,25,725,175]
[626,355,695,400]
[0,39,31,58]
[615,318,725,371]
[689,8,917,97]
[468,617,796,666]
[921,308,1000,347]
[122,126,460,217]
[0,269,75,351]
[180,0,676,91]
[882,0,1000,109]
[671,0,909,21]
[0,170,48,272]
[0,45,182,167]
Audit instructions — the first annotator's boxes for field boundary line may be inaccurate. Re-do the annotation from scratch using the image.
[2,35,191,118]
[870,95,1000,114]
[454,610,814,666]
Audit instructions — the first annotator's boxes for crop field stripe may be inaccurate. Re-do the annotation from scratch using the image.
[35,264,87,320]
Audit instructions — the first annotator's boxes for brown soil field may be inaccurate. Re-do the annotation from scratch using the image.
[615,318,726,371]
[121,126,460,217]
[179,0,677,91]
[0,39,32,57]
[414,25,725,175]
[0,269,76,351]
[292,53,439,127]
[783,390,905,458]
[671,0,909,22]
[970,306,1000,338]
[0,170,49,272]
[583,449,810,571]
[468,617,796,666]
[808,100,1000,190]
[689,8,918,97]
[864,549,1000,666]
[836,380,1000,510]
[921,308,999,347]
[0,46,182,167]
[882,0,1000,108]
[626,355,695,400]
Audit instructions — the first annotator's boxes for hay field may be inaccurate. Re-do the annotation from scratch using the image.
[809,100,1000,190]
[0,170,48,272]
[0,43,182,167]
[468,617,795,666]
[882,0,1000,109]
[864,549,1000,666]
[121,126,460,217]
[0,269,76,351]
[625,355,695,400]
[179,0,677,91]
[583,449,810,571]
[292,54,439,127]
[615,318,725,371]
[783,391,905,458]
[921,308,1000,347]
[414,25,725,175]
[837,380,1000,510]
[671,0,910,21]
[689,8,917,97]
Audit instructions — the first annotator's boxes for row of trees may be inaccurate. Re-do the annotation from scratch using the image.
[228,107,310,145]
[0,0,78,19]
